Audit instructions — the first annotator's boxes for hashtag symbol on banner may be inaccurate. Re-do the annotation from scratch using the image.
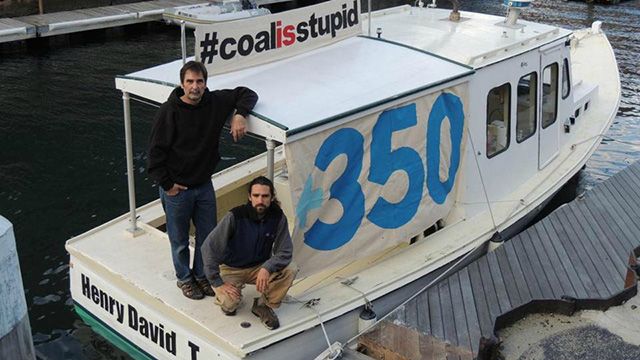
[199,32,219,64]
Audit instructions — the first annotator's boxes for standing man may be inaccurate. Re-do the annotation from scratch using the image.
[202,176,296,330]
[148,61,258,300]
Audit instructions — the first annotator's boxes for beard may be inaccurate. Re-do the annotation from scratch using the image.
[254,204,267,214]
[187,90,203,102]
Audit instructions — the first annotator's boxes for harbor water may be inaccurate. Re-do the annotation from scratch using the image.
[0,0,639,358]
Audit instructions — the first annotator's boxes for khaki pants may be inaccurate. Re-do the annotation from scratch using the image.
[215,264,296,312]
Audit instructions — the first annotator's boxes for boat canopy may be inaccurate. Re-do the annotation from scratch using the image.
[115,35,473,143]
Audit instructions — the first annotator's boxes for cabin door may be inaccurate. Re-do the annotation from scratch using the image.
[538,43,563,169]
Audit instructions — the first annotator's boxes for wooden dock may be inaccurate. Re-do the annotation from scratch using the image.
[0,0,207,43]
[358,161,640,359]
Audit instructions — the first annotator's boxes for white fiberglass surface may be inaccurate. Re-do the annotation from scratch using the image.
[123,36,472,138]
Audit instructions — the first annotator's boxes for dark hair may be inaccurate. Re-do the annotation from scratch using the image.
[179,61,208,84]
[248,176,281,207]
[248,176,275,197]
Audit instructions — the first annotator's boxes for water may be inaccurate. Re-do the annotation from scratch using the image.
[0,0,638,358]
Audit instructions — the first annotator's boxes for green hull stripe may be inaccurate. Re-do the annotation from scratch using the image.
[74,302,155,360]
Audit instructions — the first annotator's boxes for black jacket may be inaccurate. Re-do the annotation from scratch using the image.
[147,86,258,190]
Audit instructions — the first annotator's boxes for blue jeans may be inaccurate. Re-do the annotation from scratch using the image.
[160,182,217,284]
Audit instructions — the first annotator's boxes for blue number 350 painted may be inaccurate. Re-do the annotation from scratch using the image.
[303,92,464,251]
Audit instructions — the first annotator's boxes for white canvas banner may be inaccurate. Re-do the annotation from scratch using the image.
[286,85,469,277]
[195,0,361,75]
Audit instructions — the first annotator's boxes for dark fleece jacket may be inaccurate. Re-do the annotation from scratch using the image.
[148,86,258,190]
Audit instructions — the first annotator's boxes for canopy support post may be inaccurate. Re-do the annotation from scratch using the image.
[266,139,275,181]
[181,21,187,65]
[367,0,372,36]
[123,91,143,237]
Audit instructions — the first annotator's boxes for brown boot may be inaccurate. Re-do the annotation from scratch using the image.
[251,298,279,330]
[196,278,215,297]
[176,280,204,300]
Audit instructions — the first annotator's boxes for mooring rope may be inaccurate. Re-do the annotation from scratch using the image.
[282,296,339,358]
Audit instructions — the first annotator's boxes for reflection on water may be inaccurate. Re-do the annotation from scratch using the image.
[0,0,638,359]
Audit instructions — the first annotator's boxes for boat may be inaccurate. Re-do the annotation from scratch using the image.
[162,1,271,27]
[65,0,620,358]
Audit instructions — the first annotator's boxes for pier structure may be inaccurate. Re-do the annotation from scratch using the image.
[357,161,640,359]
[0,0,209,44]
[0,216,35,360]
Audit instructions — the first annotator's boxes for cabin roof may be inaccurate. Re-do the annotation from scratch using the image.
[366,6,572,68]
[116,35,473,143]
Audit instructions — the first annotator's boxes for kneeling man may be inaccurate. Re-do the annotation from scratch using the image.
[202,176,296,330]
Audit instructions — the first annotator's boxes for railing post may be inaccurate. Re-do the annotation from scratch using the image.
[122,92,143,236]
[266,139,275,181]
[181,20,187,65]
[367,0,372,36]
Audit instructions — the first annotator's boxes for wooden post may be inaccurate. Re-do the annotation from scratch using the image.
[624,250,638,289]
[38,0,44,15]
[0,216,35,360]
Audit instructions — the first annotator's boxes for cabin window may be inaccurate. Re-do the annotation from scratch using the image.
[562,58,571,100]
[542,63,559,129]
[516,72,537,143]
[486,83,511,158]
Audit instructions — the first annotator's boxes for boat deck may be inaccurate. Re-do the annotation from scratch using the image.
[0,0,206,43]
[374,161,640,359]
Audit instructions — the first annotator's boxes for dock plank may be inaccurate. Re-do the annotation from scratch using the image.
[519,230,555,299]
[527,225,564,298]
[615,169,640,223]
[494,245,522,306]
[0,18,35,42]
[573,199,628,267]
[486,251,511,312]
[582,190,636,252]
[511,234,544,298]
[439,280,457,346]
[558,206,617,296]
[539,217,589,297]
[599,180,640,236]
[416,288,431,335]
[458,268,481,354]
[7,0,205,41]
[615,168,640,200]
[477,257,502,324]
[428,286,444,340]
[404,294,419,330]
[532,220,578,298]
[588,186,638,250]
[502,240,533,303]
[546,212,600,297]
[467,261,493,337]
[449,274,471,350]
[626,162,640,185]
[565,203,624,292]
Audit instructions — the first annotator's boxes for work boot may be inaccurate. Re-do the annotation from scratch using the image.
[251,298,279,330]
[196,278,215,297]
[221,307,237,316]
[177,280,204,300]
